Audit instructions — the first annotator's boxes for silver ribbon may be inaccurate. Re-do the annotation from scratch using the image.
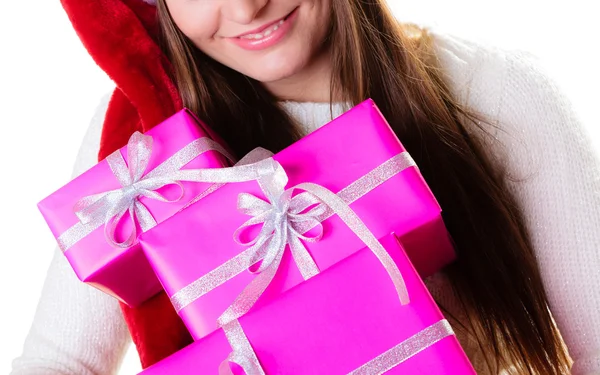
[214,177,324,328]
[218,320,266,375]
[220,319,454,375]
[348,319,455,375]
[160,148,417,374]
[218,160,410,327]
[58,131,278,251]
[202,159,411,374]
[170,152,416,313]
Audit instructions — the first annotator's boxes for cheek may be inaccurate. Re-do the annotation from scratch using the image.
[165,0,220,47]
[304,0,332,44]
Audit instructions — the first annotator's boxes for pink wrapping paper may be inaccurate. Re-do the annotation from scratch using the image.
[37,109,230,307]
[140,99,456,338]
[139,234,475,374]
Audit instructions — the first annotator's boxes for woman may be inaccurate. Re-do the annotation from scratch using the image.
[11,0,599,374]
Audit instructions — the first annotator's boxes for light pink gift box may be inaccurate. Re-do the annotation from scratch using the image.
[37,109,230,307]
[140,99,456,338]
[139,234,476,374]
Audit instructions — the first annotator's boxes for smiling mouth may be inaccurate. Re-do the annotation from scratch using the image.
[235,8,298,40]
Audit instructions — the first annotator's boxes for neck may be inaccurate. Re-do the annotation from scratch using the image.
[262,44,336,103]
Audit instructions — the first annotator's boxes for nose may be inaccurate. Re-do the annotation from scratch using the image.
[221,0,269,25]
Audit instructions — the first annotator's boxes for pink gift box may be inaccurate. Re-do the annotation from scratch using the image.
[140,99,456,338]
[37,109,230,307]
[139,234,475,374]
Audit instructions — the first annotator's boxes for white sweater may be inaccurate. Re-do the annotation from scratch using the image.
[10,30,600,375]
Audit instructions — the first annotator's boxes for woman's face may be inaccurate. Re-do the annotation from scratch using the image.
[165,0,332,83]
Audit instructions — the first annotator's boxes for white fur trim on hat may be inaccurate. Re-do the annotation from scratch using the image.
[142,0,156,5]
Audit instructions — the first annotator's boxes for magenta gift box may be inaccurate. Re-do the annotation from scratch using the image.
[140,99,456,338]
[37,109,230,307]
[139,234,475,374]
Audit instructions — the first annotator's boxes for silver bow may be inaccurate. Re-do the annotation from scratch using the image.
[161,149,418,375]
[168,152,418,312]
[218,159,411,375]
[70,131,276,249]
[73,132,182,247]
[217,160,324,325]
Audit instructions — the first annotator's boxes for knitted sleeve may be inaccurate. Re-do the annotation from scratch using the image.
[10,91,132,375]
[498,50,600,375]
[433,31,600,374]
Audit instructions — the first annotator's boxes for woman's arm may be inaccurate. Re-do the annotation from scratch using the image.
[484,48,599,374]
[10,92,132,375]
[432,31,599,374]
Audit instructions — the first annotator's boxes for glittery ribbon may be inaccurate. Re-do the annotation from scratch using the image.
[170,151,416,312]
[214,167,336,329]
[168,151,417,374]
[220,318,454,375]
[58,131,278,251]
[218,163,411,374]
[348,319,455,374]
[218,319,266,375]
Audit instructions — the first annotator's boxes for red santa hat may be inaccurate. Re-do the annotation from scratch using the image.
[60,0,193,368]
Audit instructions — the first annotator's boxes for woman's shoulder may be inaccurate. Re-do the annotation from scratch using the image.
[425,27,542,110]
[425,27,572,141]
[426,27,593,188]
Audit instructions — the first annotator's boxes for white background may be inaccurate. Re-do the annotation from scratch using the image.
[0,1,598,374]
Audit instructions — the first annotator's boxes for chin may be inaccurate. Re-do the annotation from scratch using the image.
[243,58,308,83]
[248,68,298,83]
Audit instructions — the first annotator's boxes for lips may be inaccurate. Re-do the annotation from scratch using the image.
[228,7,299,51]
[233,8,297,39]
[239,20,284,40]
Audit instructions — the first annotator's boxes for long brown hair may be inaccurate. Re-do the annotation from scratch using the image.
[156,0,571,373]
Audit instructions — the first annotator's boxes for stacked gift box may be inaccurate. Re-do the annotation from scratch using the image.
[38,99,476,374]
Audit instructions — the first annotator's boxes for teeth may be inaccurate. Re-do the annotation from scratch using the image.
[241,20,284,40]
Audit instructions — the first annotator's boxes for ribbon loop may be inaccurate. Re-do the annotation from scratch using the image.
[219,319,265,375]
[220,159,410,328]
[73,132,198,248]
[216,156,411,375]
[127,131,152,183]
[71,130,281,249]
